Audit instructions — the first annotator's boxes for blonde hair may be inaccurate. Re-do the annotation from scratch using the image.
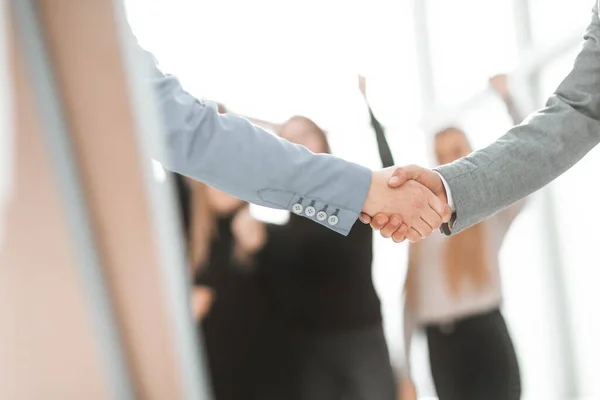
[406,128,490,301]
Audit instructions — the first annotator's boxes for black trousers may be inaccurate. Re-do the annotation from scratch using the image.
[294,326,397,400]
[426,309,521,400]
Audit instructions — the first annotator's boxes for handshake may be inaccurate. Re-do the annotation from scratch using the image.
[360,165,450,243]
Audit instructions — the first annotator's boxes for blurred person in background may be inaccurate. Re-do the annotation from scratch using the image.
[364,2,600,243]
[131,24,450,244]
[186,177,292,400]
[174,103,283,400]
[187,181,279,400]
[173,173,215,321]
[399,75,528,400]
[231,76,398,400]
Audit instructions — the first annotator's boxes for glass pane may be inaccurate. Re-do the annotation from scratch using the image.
[529,0,593,48]
[539,46,581,100]
[541,50,600,398]
[426,0,519,106]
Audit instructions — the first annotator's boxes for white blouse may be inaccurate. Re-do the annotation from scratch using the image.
[403,200,525,374]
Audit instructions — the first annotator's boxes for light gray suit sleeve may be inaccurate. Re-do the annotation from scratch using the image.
[437,2,600,234]
[137,48,371,236]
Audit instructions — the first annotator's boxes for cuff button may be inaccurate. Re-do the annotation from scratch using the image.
[327,215,339,226]
[305,206,316,217]
[292,203,304,214]
[316,211,328,221]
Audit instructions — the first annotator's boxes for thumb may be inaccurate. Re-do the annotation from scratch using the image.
[359,212,372,224]
[388,165,422,188]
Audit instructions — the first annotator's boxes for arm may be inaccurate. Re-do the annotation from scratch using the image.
[369,108,395,168]
[359,75,395,168]
[191,286,214,320]
[402,294,417,378]
[137,45,371,236]
[489,74,532,126]
[132,38,449,237]
[230,206,268,265]
[218,103,283,134]
[436,3,600,234]
[502,95,527,126]
[242,115,283,135]
[402,242,421,379]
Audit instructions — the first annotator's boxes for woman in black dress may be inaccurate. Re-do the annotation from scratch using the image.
[232,76,398,400]
[176,102,282,400]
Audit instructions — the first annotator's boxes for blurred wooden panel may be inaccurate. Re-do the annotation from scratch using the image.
[0,15,109,400]
[35,0,182,398]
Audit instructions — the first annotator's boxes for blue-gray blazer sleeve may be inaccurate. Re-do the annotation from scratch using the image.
[437,1,600,234]
[137,47,371,236]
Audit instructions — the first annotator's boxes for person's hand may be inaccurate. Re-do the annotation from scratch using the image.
[231,206,267,255]
[216,102,228,114]
[358,74,367,98]
[489,74,510,100]
[361,165,449,243]
[192,286,214,320]
[398,377,417,400]
[361,168,451,242]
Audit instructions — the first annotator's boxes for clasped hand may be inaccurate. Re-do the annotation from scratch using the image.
[361,165,450,243]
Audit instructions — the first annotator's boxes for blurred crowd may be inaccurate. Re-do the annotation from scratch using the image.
[180,74,528,400]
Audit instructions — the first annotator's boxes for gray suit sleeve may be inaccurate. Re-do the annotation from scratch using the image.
[437,2,600,234]
[137,48,371,236]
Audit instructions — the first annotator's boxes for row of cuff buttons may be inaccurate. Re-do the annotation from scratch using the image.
[292,199,339,226]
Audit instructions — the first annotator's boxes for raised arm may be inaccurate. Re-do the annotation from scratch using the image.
[488,75,530,232]
[241,115,283,135]
[374,3,600,238]
[436,3,600,233]
[489,74,530,126]
[359,75,395,168]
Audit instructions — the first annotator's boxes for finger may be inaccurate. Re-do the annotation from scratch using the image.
[392,223,409,243]
[411,218,434,238]
[388,165,423,188]
[421,207,443,231]
[359,212,372,224]
[441,203,452,223]
[406,228,422,243]
[428,193,452,223]
[380,215,402,238]
[369,214,390,231]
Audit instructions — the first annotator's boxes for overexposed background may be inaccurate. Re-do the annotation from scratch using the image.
[125,1,600,398]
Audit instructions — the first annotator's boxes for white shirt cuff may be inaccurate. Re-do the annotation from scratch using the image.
[435,171,455,212]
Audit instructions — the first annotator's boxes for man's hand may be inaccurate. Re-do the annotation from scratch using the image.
[361,165,449,242]
[362,168,450,242]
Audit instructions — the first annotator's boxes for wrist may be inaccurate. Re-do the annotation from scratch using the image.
[362,171,384,216]
[433,170,454,212]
